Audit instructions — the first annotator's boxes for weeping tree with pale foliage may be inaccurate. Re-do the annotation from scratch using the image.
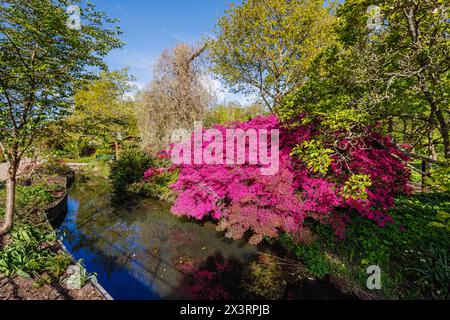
[136,43,215,153]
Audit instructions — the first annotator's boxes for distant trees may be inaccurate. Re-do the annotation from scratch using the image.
[209,0,334,111]
[136,43,215,153]
[68,69,137,159]
[0,0,122,235]
[204,101,265,127]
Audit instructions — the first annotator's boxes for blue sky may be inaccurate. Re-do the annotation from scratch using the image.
[92,0,252,104]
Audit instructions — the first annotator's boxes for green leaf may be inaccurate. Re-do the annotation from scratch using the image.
[16,269,31,279]
[428,222,445,229]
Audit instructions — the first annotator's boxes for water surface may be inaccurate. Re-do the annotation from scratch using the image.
[58,174,257,300]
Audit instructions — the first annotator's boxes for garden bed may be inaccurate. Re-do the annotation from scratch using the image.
[0,273,103,300]
[0,166,108,300]
[0,224,107,300]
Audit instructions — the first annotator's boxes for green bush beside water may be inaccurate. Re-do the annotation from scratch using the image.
[109,149,153,196]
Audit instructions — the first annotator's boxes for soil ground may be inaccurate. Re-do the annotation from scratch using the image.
[0,275,104,300]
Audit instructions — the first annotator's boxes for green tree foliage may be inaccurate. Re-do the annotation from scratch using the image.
[209,0,334,111]
[0,0,123,234]
[204,101,266,127]
[276,0,449,191]
[278,0,449,160]
[68,69,137,158]
[338,0,449,159]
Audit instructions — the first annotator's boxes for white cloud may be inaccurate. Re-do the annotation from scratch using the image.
[202,74,259,106]
[157,26,209,44]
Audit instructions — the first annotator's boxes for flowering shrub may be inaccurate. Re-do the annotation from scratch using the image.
[149,114,410,244]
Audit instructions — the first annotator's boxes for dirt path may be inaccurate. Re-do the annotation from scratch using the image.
[64,162,89,168]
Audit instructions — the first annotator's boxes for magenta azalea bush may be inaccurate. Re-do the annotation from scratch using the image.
[148,114,410,244]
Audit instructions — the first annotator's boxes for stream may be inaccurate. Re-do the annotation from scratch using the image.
[57,173,353,300]
[57,174,257,299]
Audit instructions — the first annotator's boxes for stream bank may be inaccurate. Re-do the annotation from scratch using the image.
[0,167,106,300]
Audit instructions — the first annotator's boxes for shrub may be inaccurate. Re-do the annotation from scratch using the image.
[0,224,72,280]
[169,114,410,244]
[0,183,59,227]
[280,233,332,279]
[130,169,179,202]
[109,148,153,195]
[15,184,54,209]
[0,184,54,212]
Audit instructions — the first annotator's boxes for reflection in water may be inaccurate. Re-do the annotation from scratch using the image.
[168,251,245,300]
[59,174,257,300]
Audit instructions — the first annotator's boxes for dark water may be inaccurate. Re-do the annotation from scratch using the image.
[58,174,258,300]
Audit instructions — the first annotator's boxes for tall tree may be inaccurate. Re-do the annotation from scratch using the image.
[279,0,449,162]
[0,0,123,235]
[137,43,214,153]
[209,0,334,111]
[336,0,450,160]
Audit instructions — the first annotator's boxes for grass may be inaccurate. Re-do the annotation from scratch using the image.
[61,156,96,164]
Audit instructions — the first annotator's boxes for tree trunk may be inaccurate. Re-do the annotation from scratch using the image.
[428,124,437,162]
[434,108,450,159]
[421,160,428,193]
[388,117,394,136]
[0,161,18,236]
[422,87,449,159]
[114,139,120,160]
[420,124,436,193]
